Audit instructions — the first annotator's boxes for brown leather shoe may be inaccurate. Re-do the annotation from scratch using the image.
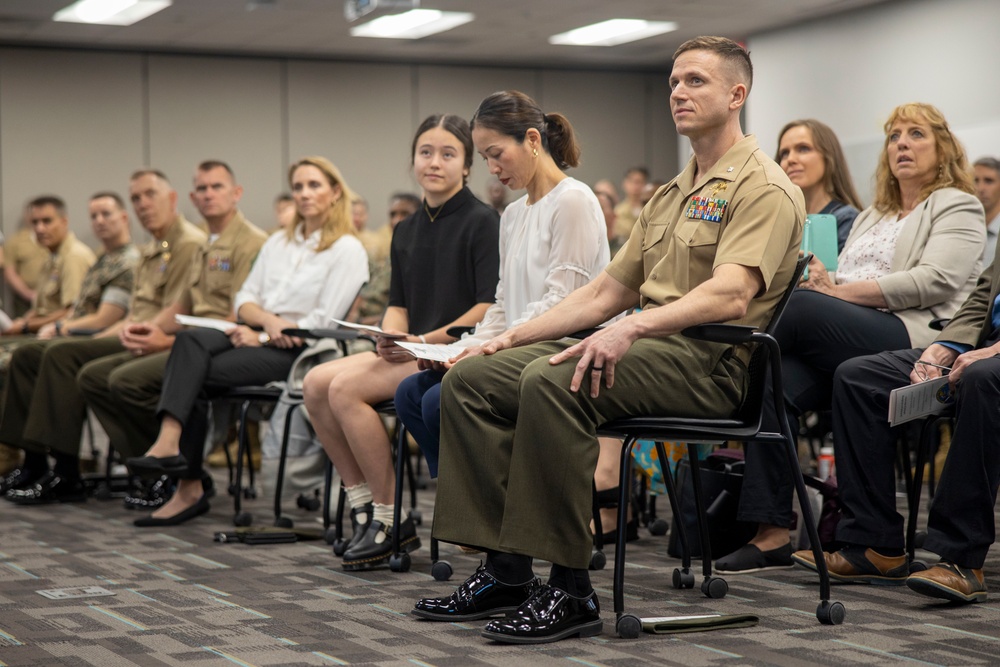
[792,546,909,585]
[906,562,987,604]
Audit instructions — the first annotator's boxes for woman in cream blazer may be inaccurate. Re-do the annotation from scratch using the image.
[714,103,986,575]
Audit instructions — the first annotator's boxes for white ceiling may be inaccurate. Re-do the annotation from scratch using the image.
[0,0,892,71]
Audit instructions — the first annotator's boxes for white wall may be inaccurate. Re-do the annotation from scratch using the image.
[0,47,676,251]
[747,0,1000,205]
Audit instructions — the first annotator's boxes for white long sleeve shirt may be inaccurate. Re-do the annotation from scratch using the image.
[233,226,369,329]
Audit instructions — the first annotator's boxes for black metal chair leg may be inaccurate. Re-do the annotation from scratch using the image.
[272,402,301,526]
[613,436,636,619]
[684,444,715,581]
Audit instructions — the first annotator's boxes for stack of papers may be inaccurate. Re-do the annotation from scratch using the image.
[888,376,953,425]
[394,341,469,363]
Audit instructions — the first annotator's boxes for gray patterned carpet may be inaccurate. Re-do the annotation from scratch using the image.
[1,474,998,667]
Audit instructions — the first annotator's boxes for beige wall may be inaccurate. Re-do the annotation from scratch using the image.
[0,46,675,249]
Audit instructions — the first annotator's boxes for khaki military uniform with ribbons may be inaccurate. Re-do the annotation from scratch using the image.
[0,216,206,459]
[28,231,97,324]
[432,135,805,569]
[78,211,267,458]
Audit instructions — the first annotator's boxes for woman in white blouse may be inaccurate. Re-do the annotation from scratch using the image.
[395,90,633,539]
[126,156,369,527]
[717,103,987,574]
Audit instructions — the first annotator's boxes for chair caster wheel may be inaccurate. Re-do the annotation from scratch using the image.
[389,552,411,572]
[233,512,253,527]
[913,530,927,550]
[589,549,607,571]
[817,600,846,625]
[227,483,238,497]
[323,527,337,545]
[649,519,669,536]
[93,483,113,501]
[701,576,728,599]
[672,568,695,589]
[332,538,348,556]
[431,560,453,581]
[909,559,928,573]
[409,509,423,526]
[616,613,642,639]
[274,516,294,529]
[243,487,257,500]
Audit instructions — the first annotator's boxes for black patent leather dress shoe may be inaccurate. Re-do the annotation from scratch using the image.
[133,494,210,527]
[0,467,40,496]
[342,517,420,571]
[481,585,603,644]
[413,564,541,621]
[6,472,87,505]
[126,454,189,477]
[344,502,373,552]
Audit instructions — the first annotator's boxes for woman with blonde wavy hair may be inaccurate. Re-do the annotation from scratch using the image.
[126,155,370,527]
[718,102,987,575]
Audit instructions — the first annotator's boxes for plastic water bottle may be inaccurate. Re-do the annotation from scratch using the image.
[818,446,835,480]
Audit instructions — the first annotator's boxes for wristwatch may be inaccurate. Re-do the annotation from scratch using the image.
[258,332,271,345]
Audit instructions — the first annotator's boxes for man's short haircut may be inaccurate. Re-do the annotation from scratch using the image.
[352,195,369,209]
[974,157,1000,173]
[130,168,171,185]
[275,192,294,205]
[28,195,67,216]
[673,36,753,91]
[90,191,127,210]
[625,166,650,180]
[196,160,236,181]
[391,192,421,208]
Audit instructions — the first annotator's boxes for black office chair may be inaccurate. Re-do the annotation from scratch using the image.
[596,255,844,639]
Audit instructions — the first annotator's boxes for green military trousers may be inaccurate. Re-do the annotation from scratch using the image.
[433,336,746,570]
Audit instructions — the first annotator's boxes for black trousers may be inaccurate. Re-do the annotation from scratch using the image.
[833,348,1000,569]
[739,290,910,527]
[157,328,303,480]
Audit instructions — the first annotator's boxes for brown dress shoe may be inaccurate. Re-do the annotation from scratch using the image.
[792,546,909,585]
[906,562,987,604]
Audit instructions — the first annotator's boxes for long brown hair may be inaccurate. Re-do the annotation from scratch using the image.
[471,90,581,170]
[873,103,975,213]
[776,119,863,210]
[286,156,355,252]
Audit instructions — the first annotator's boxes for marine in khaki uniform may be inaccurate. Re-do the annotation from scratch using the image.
[3,222,51,316]
[414,37,804,645]
[0,171,206,503]
[2,196,96,336]
[78,161,266,462]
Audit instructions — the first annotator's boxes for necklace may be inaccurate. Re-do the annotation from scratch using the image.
[424,201,445,222]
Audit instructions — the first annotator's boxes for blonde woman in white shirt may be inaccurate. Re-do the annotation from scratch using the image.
[127,156,369,527]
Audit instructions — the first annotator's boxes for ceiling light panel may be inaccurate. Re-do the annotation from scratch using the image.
[549,18,678,47]
[54,0,173,26]
[350,9,474,39]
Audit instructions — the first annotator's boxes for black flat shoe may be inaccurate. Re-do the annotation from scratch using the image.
[413,563,541,621]
[343,502,373,553]
[133,495,210,527]
[0,467,41,496]
[342,518,420,571]
[481,585,603,644]
[126,454,188,477]
[6,472,87,505]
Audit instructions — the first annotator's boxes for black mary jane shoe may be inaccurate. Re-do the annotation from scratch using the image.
[341,517,420,571]
[343,502,373,553]
[481,585,603,644]
[6,472,87,505]
[126,454,189,477]
[0,467,40,496]
[133,494,210,527]
[413,563,541,621]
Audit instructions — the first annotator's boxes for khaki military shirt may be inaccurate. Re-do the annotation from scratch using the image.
[177,210,267,319]
[130,216,207,323]
[34,232,97,318]
[4,226,50,290]
[606,135,805,364]
[69,242,141,319]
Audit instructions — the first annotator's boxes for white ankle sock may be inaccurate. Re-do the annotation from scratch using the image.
[372,502,394,528]
[345,482,373,509]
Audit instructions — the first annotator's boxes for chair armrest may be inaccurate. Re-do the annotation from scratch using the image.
[928,318,950,331]
[446,326,474,338]
[681,323,757,345]
[67,327,102,336]
[281,328,360,341]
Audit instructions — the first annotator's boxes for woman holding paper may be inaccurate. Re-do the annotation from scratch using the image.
[776,119,862,252]
[125,156,369,526]
[300,114,500,570]
[717,103,986,574]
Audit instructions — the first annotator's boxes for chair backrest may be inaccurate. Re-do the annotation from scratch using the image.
[736,253,811,424]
